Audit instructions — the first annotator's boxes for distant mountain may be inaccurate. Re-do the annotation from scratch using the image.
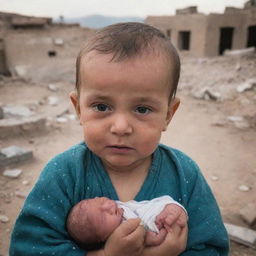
[63,15,144,29]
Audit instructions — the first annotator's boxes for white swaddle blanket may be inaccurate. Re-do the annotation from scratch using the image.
[116,196,185,233]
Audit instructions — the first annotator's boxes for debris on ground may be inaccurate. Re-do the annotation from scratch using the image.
[225,223,256,248]
[0,146,33,170]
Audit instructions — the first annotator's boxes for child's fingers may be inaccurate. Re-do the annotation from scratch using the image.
[177,224,188,251]
[164,212,180,226]
[176,211,188,227]
[118,218,145,237]
[104,219,145,256]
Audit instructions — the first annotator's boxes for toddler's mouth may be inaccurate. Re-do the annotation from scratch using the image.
[107,145,133,152]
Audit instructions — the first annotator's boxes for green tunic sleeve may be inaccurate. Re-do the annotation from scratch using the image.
[9,144,88,256]
[169,147,229,256]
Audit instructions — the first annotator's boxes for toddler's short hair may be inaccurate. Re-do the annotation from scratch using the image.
[76,22,180,101]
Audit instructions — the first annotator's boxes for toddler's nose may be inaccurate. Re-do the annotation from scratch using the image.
[110,114,132,135]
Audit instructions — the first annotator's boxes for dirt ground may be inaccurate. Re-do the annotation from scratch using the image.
[0,53,256,255]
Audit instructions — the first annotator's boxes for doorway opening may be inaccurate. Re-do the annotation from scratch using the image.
[178,31,191,50]
[219,27,234,55]
[247,25,256,47]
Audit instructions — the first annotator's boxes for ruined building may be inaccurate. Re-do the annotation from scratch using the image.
[146,1,256,57]
[0,12,52,75]
[0,11,93,79]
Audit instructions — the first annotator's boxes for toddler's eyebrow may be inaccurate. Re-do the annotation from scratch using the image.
[134,97,161,105]
[86,94,111,101]
[86,94,162,106]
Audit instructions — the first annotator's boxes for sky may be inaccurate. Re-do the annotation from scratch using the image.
[0,0,247,19]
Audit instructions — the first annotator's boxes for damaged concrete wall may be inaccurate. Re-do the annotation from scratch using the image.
[205,13,246,56]
[146,5,256,57]
[4,26,95,82]
[205,8,256,56]
[146,14,208,57]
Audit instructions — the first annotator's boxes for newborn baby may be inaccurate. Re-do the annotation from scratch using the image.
[66,196,187,249]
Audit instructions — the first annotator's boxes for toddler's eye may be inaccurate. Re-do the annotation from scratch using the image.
[135,106,152,114]
[93,104,110,112]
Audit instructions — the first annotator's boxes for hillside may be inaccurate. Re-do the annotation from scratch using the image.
[64,14,144,28]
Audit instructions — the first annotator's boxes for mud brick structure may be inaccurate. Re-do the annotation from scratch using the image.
[0,12,52,75]
[146,1,256,57]
[0,11,94,77]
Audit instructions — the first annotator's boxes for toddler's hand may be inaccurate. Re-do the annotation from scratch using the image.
[142,223,188,256]
[104,218,145,256]
[144,228,167,246]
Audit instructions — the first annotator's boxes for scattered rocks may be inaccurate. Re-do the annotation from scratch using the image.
[224,222,256,248]
[192,87,221,101]
[237,78,256,93]
[227,116,250,129]
[239,202,256,229]
[2,104,35,118]
[2,169,22,178]
[15,190,28,199]
[48,83,59,92]
[238,185,251,192]
[224,47,256,57]
[56,113,76,123]
[22,180,30,185]
[0,115,47,139]
[66,114,76,120]
[0,215,9,223]
[0,145,33,170]
[211,175,219,181]
[56,117,68,123]
[48,96,59,106]
[227,116,244,122]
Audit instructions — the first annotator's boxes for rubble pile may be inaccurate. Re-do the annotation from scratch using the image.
[180,53,256,129]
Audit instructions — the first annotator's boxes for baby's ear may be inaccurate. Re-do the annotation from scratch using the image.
[163,97,180,131]
[70,91,81,118]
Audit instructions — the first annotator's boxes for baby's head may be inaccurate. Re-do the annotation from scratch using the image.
[75,22,180,102]
[66,197,123,246]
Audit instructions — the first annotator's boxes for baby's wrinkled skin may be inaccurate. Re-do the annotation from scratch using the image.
[67,197,187,247]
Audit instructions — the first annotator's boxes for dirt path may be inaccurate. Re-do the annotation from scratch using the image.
[162,94,256,226]
[0,75,255,255]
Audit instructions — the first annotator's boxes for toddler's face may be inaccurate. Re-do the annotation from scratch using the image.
[71,51,179,172]
[86,197,123,240]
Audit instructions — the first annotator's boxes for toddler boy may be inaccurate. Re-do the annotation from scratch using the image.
[10,22,229,256]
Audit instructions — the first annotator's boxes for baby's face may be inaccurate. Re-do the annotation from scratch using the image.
[86,197,123,240]
[71,50,179,173]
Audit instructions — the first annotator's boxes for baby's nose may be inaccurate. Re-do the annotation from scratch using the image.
[102,201,117,213]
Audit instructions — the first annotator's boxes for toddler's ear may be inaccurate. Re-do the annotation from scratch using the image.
[163,97,180,131]
[70,91,81,118]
